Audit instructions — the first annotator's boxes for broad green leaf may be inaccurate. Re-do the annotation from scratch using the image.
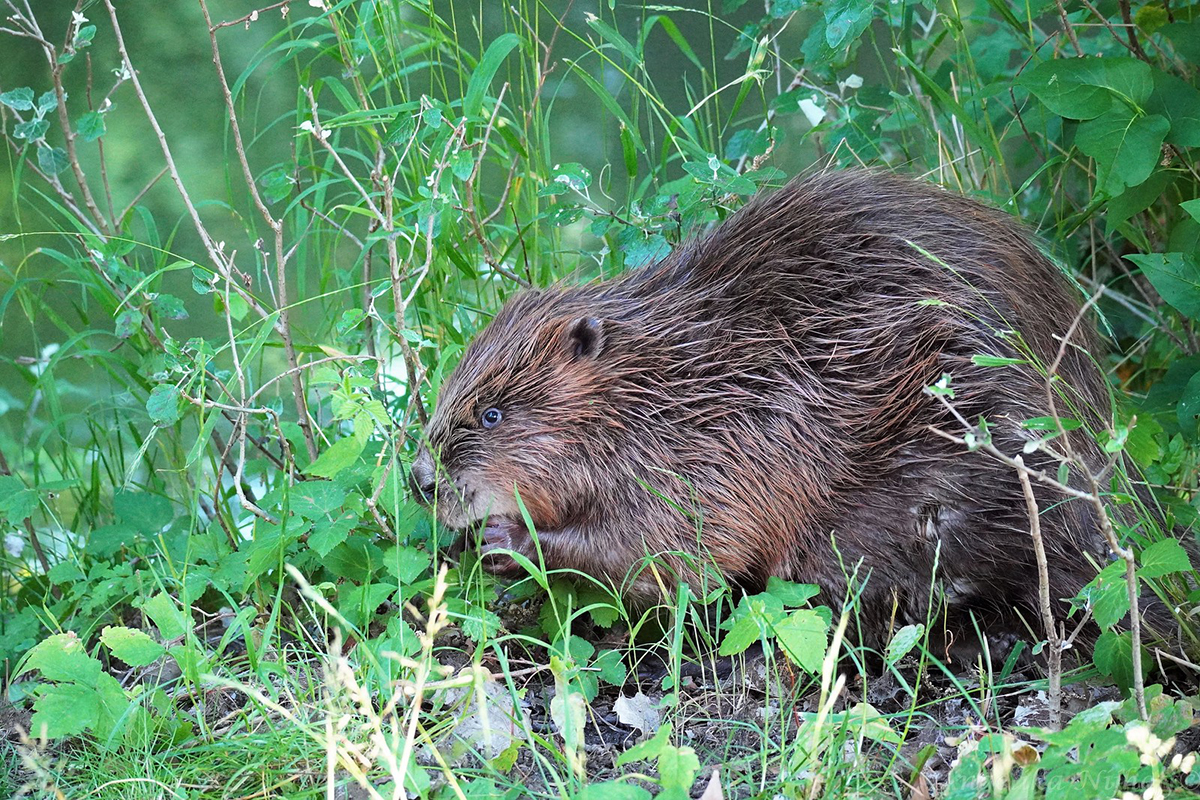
[463,33,521,120]
[47,561,85,585]
[37,145,69,175]
[718,614,760,656]
[115,491,172,532]
[1139,539,1193,579]
[1018,57,1151,120]
[146,384,181,425]
[308,513,356,558]
[1086,560,1131,630]
[1126,252,1200,319]
[76,111,105,142]
[886,623,925,664]
[824,0,875,50]
[1106,170,1175,235]
[773,609,828,673]
[1179,369,1200,436]
[18,632,102,685]
[36,90,57,114]
[0,87,34,111]
[657,743,701,800]
[100,626,166,667]
[14,118,48,140]
[139,592,187,641]
[384,544,431,584]
[304,435,366,478]
[617,722,673,766]
[1147,71,1200,148]
[31,683,99,738]
[291,480,346,519]
[1075,109,1169,195]
[764,576,820,606]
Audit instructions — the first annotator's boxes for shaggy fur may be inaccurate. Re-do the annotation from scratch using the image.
[410,170,1121,659]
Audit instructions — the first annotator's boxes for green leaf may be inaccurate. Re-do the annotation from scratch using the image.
[146,384,182,426]
[1139,539,1193,579]
[718,615,760,656]
[73,24,97,48]
[14,118,49,140]
[100,626,166,667]
[1106,169,1175,235]
[37,145,69,175]
[291,480,346,519]
[338,583,394,629]
[971,354,1026,367]
[1126,252,1200,319]
[31,683,99,738]
[1075,109,1169,196]
[593,649,627,685]
[463,33,521,120]
[384,544,431,584]
[1147,71,1200,148]
[308,512,356,558]
[114,307,141,338]
[0,87,34,111]
[617,722,673,766]
[1094,630,1143,692]
[47,561,85,585]
[76,111,106,142]
[824,0,875,50]
[657,743,701,800]
[1178,369,1200,436]
[886,623,925,665]
[773,609,829,673]
[304,435,366,478]
[152,293,188,320]
[36,90,57,114]
[1086,560,1131,630]
[19,632,102,685]
[1018,57,1152,120]
[115,491,172,532]
[139,592,187,641]
[764,576,820,606]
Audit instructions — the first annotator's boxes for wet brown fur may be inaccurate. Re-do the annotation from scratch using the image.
[411,170,1131,659]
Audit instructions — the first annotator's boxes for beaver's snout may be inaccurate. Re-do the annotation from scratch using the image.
[408,449,437,504]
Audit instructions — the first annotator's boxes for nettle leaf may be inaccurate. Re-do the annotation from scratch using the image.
[338,583,394,629]
[1085,560,1131,630]
[19,632,102,685]
[37,145,69,175]
[772,608,828,674]
[305,435,366,478]
[76,111,105,142]
[0,87,34,111]
[146,384,182,426]
[100,626,166,667]
[0,476,38,523]
[384,544,431,584]
[291,480,346,519]
[31,682,99,739]
[308,512,356,557]
[1139,539,1193,579]
[1018,57,1152,120]
[1075,109,1169,196]
[1126,252,1200,320]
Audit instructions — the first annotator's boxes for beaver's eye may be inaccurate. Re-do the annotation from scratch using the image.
[480,407,503,429]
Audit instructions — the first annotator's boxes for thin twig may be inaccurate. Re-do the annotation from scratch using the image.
[1015,456,1062,729]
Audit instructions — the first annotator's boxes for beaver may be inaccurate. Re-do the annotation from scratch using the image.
[409,169,1132,659]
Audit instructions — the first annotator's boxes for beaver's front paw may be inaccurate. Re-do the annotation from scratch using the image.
[478,517,530,576]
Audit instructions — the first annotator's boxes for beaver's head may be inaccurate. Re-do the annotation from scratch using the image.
[409,289,619,548]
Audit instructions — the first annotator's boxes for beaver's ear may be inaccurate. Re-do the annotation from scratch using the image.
[567,317,605,360]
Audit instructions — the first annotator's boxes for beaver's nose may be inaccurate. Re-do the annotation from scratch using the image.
[408,452,436,504]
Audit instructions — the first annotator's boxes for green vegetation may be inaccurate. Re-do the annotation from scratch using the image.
[1,0,1199,797]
